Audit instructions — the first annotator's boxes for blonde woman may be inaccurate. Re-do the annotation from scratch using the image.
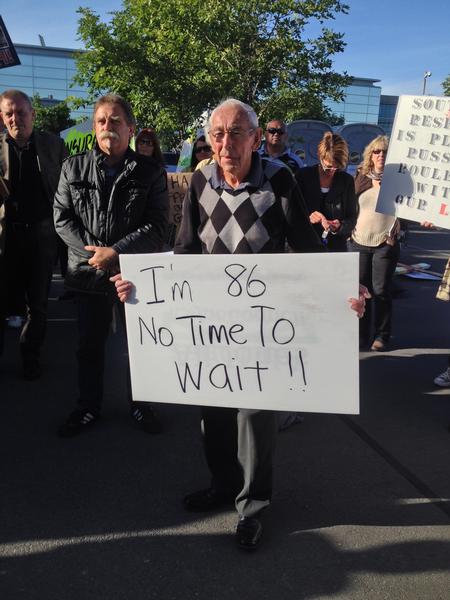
[297,132,357,252]
[349,135,399,351]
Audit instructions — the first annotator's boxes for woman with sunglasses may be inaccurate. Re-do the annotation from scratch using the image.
[297,132,357,252]
[135,128,165,167]
[348,135,398,351]
[190,135,213,171]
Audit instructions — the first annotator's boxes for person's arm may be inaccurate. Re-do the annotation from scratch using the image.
[285,182,324,253]
[334,174,357,239]
[53,160,100,256]
[174,174,202,254]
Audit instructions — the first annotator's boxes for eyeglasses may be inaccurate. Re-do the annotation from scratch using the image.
[210,128,255,142]
[138,139,153,146]
[195,145,211,153]
[320,161,338,172]
[266,127,285,135]
[372,149,387,155]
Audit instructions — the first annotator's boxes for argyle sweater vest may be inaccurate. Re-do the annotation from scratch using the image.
[175,156,321,255]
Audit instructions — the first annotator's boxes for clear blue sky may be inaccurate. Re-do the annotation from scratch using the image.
[2,0,449,96]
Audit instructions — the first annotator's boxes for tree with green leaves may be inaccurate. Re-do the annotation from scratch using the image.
[75,0,350,146]
[443,75,450,96]
[32,95,76,134]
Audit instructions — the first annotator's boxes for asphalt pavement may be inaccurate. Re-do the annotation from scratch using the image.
[0,227,449,600]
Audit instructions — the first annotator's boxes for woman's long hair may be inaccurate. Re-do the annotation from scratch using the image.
[135,128,165,167]
[359,135,389,176]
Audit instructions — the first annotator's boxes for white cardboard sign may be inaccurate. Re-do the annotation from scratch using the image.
[120,253,359,414]
[376,95,450,230]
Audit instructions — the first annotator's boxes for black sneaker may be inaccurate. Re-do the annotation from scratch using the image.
[58,409,99,438]
[131,405,162,434]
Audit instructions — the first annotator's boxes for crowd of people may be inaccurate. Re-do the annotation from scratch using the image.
[0,88,448,553]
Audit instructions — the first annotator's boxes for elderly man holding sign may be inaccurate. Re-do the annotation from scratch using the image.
[115,99,367,551]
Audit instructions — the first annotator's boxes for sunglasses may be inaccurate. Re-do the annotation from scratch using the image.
[320,161,338,172]
[266,127,285,135]
[372,149,386,155]
[195,145,211,153]
[138,139,153,146]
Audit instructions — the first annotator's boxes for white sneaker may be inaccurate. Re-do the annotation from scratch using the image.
[433,368,450,387]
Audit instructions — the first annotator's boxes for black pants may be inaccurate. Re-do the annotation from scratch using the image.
[349,239,400,343]
[76,292,128,412]
[201,406,278,518]
[2,218,57,360]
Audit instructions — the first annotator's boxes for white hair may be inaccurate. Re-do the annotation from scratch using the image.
[206,98,259,133]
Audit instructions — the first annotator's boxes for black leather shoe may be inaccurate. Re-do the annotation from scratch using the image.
[183,487,234,512]
[235,516,262,551]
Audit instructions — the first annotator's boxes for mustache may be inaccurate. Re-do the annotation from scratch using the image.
[99,131,120,141]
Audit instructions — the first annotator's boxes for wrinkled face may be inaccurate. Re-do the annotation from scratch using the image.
[136,137,154,157]
[265,120,287,152]
[209,106,261,182]
[94,102,134,159]
[371,147,387,172]
[0,96,35,144]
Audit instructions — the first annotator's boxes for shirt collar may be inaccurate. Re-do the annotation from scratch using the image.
[5,130,34,151]
[260,142,288,160]
[209,152,263,191]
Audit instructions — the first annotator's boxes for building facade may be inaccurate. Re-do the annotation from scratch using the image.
[326,77,382,125]
[0,43,90,119]
[378,94,399,136]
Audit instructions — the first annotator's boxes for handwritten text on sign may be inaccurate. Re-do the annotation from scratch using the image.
[120,253,359,413]
[376,95,450,230]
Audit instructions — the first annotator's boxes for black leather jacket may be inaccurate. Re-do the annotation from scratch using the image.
[54,145,168,293]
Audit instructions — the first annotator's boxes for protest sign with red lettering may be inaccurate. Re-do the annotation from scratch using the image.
[376,95,450,229]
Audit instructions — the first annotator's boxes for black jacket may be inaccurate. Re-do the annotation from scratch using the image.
[0,130,67,256]
[296,165,357,251]
[54,145,168,293]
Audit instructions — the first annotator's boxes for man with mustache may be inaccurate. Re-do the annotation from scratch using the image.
[0,89,67,379]
[54,94,168,437]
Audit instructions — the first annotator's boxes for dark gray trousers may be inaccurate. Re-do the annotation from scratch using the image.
[201,406,278,518]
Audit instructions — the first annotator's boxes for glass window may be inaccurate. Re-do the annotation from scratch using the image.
[344,94,369,106]
[0,73,33,87]
[344,111,369,122]
[33,66,67,79]
[32,54,68,68]
[17,52,33,65]
[32,87,65,100]
[2,64,33,76]
[67,89,90,99]
[33,77,67,91]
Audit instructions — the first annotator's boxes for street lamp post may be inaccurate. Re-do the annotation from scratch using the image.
[423,71,432,95]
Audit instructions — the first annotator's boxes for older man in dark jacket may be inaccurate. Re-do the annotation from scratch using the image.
[0,89,67,379]
[54,93,168,437]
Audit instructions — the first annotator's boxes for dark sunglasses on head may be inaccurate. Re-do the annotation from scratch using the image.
[138,139,153,146]
[195,145,211,153]
[372,149,386,155]
[266,127,285,135]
